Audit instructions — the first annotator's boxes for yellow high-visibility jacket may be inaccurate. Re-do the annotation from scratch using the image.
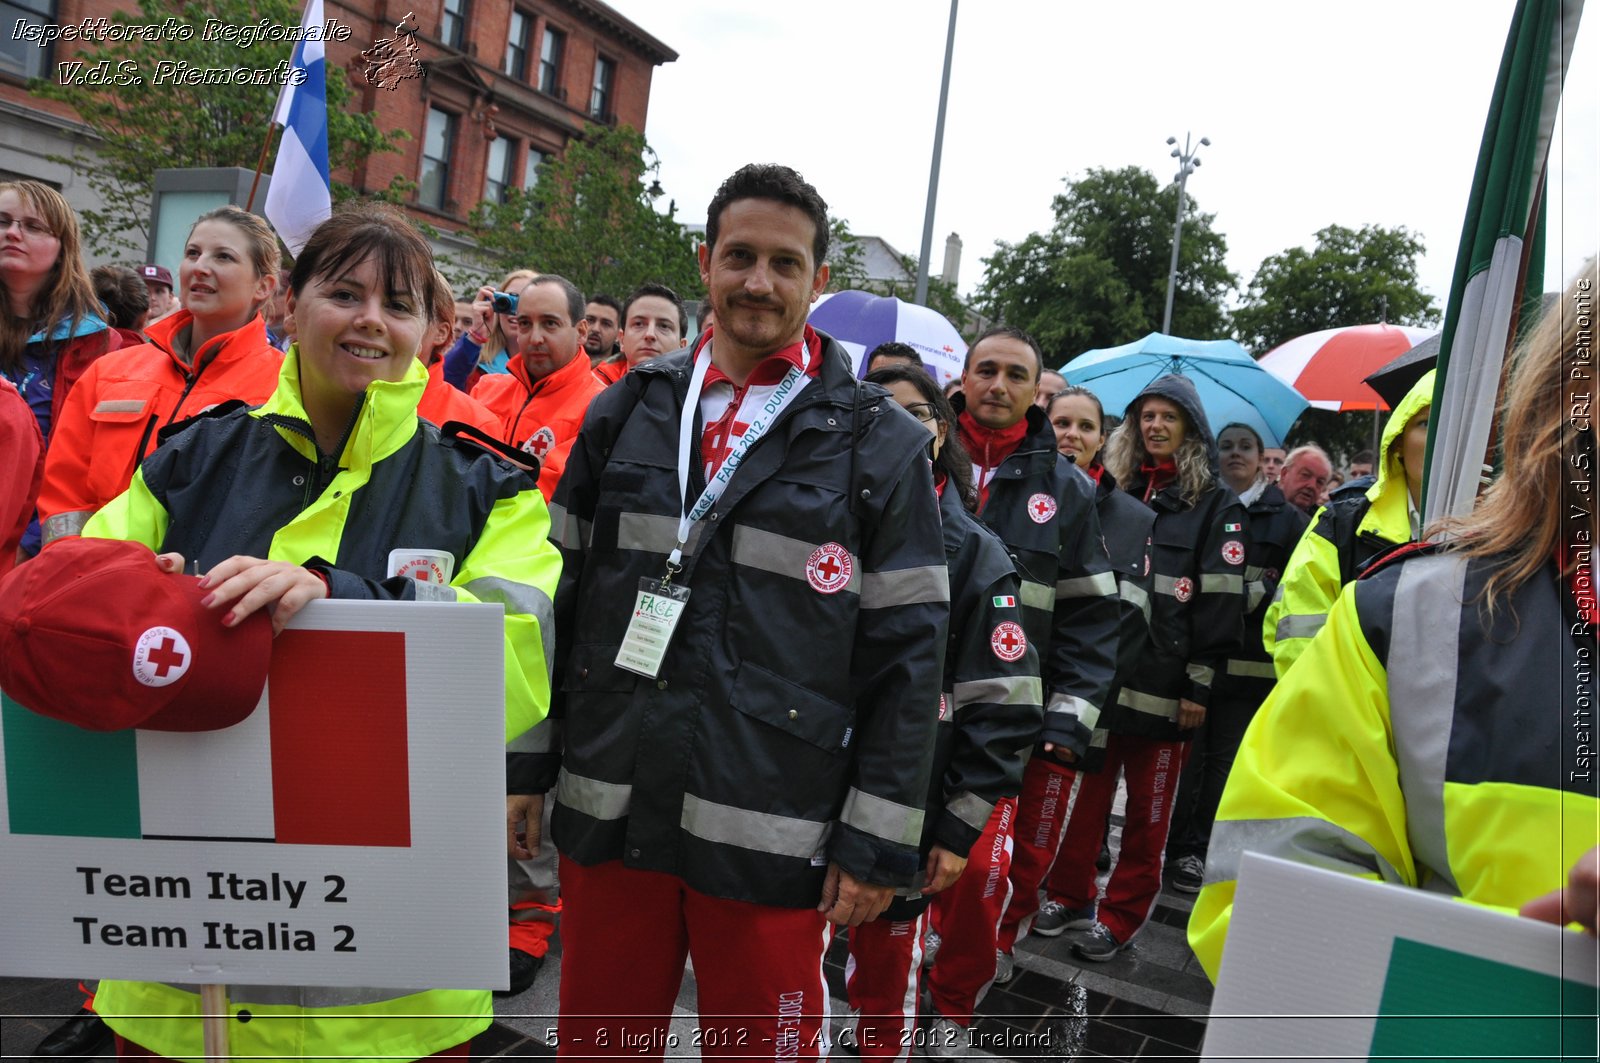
[1191,546,1598,982]
[1262,370,1434,678]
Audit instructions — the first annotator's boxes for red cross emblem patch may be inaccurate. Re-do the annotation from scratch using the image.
[520,426,557,460]
[990,621,1027,662]
[1221,540,1245,566]
[1027,492,1057,524]
[1173,577,1194,603]
[805,542,853,594]
[132,626,191,688]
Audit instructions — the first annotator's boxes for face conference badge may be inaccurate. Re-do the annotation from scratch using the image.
[805,542,853,594]
[1027,492,1057,524]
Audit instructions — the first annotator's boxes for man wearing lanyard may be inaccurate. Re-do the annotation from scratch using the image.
[518,163,949,1058]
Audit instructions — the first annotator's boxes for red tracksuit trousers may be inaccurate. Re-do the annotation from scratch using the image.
[1042,734,1188,943]
[923,798,1015,1027]
[557,858,832,1060]
[995,758,1078,953]
[841,911,928,1059]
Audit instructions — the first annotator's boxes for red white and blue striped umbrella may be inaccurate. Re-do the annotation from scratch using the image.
[808,290,967,384]
[1258,323,1437,411]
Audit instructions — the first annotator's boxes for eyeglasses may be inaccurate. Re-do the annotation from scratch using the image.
[0,214,55,238]
[905,403,939,424]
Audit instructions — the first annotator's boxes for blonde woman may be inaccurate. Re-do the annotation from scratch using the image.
[1190,259,1600,981]
[442,267,535,392]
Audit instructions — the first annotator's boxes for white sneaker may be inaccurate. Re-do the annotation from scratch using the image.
[922,1016,972,1058]
[922,928,942,968]
[992,948,1016,985]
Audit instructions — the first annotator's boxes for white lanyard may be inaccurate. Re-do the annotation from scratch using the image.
[669,340,811,574]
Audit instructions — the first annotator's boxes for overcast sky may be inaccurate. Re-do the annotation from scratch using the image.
[611,0,1597,338]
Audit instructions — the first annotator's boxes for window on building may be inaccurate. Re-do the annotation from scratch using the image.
[538,27,565,96]
[419,107,456,210]
[504,10,530,78]
[439,0,467,49]
[523,148,547,192]
[1,0,56,80]
[485,138,514,204]
[589,56,615,119]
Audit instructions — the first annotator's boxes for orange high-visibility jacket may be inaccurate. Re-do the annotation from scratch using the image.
[472,350,604,500]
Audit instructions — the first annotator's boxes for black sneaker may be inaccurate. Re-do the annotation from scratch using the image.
[495,948,543,997]
[32,1009,111,1059]
[1030,898,1097,937]
[1170,853,1206,894]
[1072,922,1124,962]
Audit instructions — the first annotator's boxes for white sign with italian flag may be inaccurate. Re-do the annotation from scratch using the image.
[0,600,509,990]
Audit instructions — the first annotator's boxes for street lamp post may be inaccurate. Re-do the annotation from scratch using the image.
[914,0,959,307]
[1161,132,1209,335]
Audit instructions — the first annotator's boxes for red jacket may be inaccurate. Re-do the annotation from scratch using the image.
[38,311,281,542]
[472,351,604,500]
[419,360,503,437]
[0,376,42,575]
[592,358,627,386]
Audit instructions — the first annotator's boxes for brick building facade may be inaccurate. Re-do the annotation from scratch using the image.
[0,0,675,262]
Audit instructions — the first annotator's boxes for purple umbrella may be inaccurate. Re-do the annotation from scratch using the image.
[807,290,967,384]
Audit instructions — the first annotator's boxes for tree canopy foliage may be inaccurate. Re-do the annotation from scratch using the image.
[460,124,701,303]
[1231,223,1439,354]
[975,166,1236,362]
[32,0,404,256]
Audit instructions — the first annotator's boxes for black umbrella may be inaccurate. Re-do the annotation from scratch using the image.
[1364,334,1440,409]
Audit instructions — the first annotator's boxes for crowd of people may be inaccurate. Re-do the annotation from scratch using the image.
[0,164,1594,1062]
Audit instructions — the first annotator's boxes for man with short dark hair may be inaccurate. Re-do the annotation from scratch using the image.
[1261,446,1286,483]
[525,163,948,1058]
[582,294,621,366]
[471,274,605,500]
[865,341,922,375]
[140,264,177,323]
[928,324,1119,1029]
[594,283,687,384]
[1346,449,1375,481]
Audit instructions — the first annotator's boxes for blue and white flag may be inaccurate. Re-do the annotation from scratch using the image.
[264,0,332,256]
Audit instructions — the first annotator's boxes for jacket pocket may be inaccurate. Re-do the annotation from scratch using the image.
[729,659,853,756]
[86,380,163,504]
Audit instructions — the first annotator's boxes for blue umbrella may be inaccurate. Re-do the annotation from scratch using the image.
[808,290,967,384]
[1061,332,1308,447]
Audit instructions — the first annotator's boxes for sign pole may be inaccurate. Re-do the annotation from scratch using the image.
[200,984,230,1061]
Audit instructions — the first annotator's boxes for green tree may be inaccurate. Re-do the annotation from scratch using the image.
[824,215,869,292]
[32,0,405,256]
[1230,223,1439,355]
[461,124,701,302]
[975,166,1235,362]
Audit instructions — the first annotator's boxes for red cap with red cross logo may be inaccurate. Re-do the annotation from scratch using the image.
[0,538,271,731]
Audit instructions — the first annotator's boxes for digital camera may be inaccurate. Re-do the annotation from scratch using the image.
[491,290,519,314]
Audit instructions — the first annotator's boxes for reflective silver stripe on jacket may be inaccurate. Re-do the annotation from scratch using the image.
[1153,574,1181,597]
[1244,565,1265,581]
[840,787,925,848]
[545,501,590,551]
[41,510,91,545]
[1047,691,1098,732]
[1186,662,1215,689]
[731,525,861,593]
[617,511,705,556]
[680,791,829,859]
[464,575,556,664]
[508,718,558,753]
[1117,688,1178,719]
[953,675,1044,709]
[1201,573,1244,595]
[1056,571,1117,600]
[1275,613,1327,641]
[1225,659,1277,679]
[1246,581,1268,612]
[556,768,632,821]
[1205,817,1407,888]
[945,791,995,832]
[1120,580,1152,621]
[861,565,950,609]
[1387,555,1466,896]
[161,984,414,1007]
[1019,579,1054,612]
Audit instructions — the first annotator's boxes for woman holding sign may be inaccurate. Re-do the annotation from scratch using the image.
[80,204,562,1060]
[1189,259,1600,978]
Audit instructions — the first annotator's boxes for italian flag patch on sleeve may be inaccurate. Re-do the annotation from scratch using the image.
[993,595,1016,608]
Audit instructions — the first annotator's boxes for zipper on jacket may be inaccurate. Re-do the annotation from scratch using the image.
[260,395,366,511]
